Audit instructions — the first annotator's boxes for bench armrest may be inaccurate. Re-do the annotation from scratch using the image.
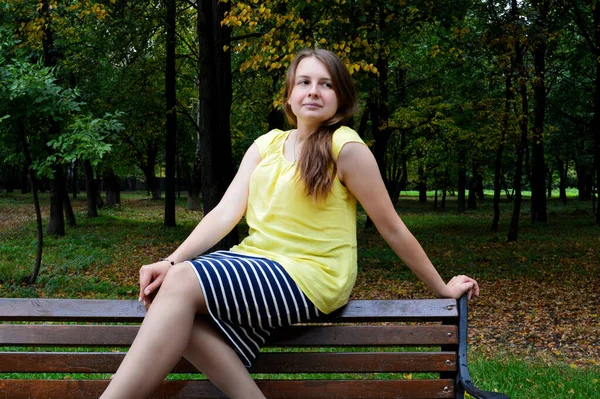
[457,294,511,399]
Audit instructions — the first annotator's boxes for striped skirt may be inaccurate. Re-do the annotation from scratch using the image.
[187,251,322,367]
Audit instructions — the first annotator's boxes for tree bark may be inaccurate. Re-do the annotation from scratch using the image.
[141,149,161,200]
[47,164,66,236]
[508,7,529,242]
[18,122,44,284]
[82,160,98,218]
[71,161,79,199]
[492,73,511,231]
[456,154,466,214]
[530,0,548,223]
[371,60,391,192]
[593,1,600,224]
[164,0,177,227]
[197,0,238,250]
[63,186,76,226]
[188,105,202,211]
[417,150,427,203]
[558,158,568,204]
[365,39,390,229]
[467,160,478,211]
[104,169,121,207]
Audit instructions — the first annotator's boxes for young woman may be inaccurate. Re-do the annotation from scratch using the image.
[100,48,479,399]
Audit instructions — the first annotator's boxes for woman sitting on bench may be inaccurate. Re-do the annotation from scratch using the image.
[100,48,479,399]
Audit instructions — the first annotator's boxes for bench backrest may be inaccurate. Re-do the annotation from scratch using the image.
[0,298,465,399]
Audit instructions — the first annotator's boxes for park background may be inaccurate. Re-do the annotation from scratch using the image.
[1,0,599,397]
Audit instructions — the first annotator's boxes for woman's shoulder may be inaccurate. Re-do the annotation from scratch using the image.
[254,129,289,157]
[332,126,365,159]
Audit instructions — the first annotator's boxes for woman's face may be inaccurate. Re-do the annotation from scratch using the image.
[287,56,339,128]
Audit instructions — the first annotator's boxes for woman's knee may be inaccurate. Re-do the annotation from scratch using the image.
[160,263,206,310]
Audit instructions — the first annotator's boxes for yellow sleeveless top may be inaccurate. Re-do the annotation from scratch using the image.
[230,126,365,314]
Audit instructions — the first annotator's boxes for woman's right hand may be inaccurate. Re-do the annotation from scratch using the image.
[138,261,172,309]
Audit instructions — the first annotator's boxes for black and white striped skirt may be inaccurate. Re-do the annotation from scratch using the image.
[187,251,321,367]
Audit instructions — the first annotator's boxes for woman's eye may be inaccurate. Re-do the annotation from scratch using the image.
[298,80,309,85]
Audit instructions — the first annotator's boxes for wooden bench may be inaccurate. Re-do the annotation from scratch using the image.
[0,294,509,399]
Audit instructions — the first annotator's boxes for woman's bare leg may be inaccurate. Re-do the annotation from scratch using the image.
[183,317,266,399]
[100,263,205,399]
[100,263,266,399]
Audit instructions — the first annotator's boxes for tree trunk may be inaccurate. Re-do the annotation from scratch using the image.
[593,1,600,224]
[141,152,161,200]
[63,188,76,226]
[575,160,592,200]
[104,169,121,207]
[47,164,66,236]
[365,43,390,229]
[164,0,177,227]
[197,0,238,250]
[530,0,548,223]
[508,11,529,242]
[371,58,391,192]
[440,168,449,209]
[188,108,202,211]
[71,161,79,199]
[41,0,69,235]
[20,164,30,194]
[546,167,553,198]
[82,160,98,218]
[417,152,427,203]
[492,73,511,231]
[17,122,44,284]
[456,152,466,214]
[558,158,568,205]
[268,103,285,131]
[467,160,478,211]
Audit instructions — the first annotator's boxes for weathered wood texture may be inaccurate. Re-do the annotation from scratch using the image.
[0,297,509,399]
[0,298,458,321]
[0,379,456,399]
[1,352,457,373]
[1,324,458,346]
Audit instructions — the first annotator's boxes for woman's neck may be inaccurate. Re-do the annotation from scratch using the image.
[295,123,320,143]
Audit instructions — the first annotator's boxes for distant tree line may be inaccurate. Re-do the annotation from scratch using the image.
[1,1,598,268]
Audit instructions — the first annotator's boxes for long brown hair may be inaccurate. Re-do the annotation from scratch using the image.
[283,49,358,200]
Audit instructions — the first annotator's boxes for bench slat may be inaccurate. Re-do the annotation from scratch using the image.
[0,298,458,322]
[0,379,455,398]
[0,352,457,373]
[0,324,457,346]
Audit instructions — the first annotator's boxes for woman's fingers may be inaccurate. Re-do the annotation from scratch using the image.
[138,262,172,307]
[139,265,153,303]
[447,275,480,300]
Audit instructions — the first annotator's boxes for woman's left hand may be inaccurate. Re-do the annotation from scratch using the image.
[443,275,480,300]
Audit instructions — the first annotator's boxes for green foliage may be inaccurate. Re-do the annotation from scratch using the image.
[38,112,125,172]
[0,50,81,122]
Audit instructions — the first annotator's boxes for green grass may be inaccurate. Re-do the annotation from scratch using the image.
[469,355,600,399]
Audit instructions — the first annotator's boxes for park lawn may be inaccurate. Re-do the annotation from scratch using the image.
[1,190,599,397]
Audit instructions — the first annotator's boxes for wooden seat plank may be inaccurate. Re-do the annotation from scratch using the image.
[0,324,458,346]
[0,379,455,399]
[0,298,458,322]
[0,351,457,373]
[0,296,510,399]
